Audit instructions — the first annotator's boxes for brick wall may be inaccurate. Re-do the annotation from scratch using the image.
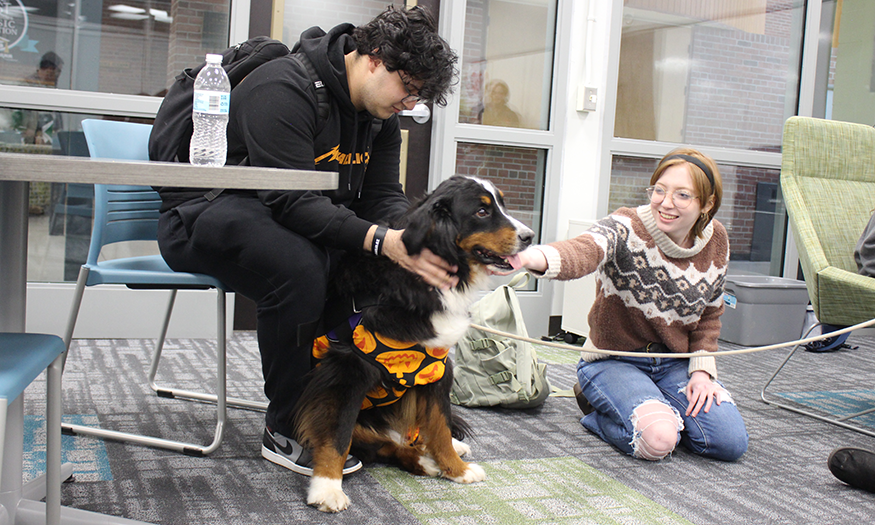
[455,142,542,232]
[609,156,780,260]
[683,24,790,151]
[163,0,231,90]
[282,0,401,45]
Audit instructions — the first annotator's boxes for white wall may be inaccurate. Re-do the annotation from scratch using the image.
[26,283,235,340]
[548,0,614,316]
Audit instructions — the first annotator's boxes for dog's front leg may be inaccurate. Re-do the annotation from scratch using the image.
[306,399,365,513]
[307,442,353,513]
[298,349,379,512]
[418,401,486,484]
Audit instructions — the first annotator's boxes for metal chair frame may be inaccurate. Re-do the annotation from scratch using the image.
[761,323,875,439]
[0,333,67,525]
[62,120,265,458]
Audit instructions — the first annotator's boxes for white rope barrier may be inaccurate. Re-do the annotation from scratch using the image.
[469,317,875,359]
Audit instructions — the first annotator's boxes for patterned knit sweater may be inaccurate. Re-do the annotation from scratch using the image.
[536,205,728,378]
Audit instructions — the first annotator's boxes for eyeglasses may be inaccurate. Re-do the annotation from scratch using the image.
[397,71,422,104]
[646,186,697,209]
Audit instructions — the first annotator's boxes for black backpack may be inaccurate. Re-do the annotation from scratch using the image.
[149,36,329,164]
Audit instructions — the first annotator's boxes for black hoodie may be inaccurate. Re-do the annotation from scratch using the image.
[162,24,410,253]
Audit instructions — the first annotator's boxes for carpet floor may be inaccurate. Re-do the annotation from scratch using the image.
[22,330,875,524]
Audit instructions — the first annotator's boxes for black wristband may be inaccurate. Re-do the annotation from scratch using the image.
[371,225,388,256]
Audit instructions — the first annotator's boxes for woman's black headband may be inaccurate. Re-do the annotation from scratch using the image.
[664,154,715,192]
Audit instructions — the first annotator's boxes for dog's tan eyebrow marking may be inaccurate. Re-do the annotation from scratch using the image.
[480,195,492,206]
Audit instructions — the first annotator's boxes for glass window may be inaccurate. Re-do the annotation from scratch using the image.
[610,156,784,276]
[2,1,232,283]
[615,1,806,151]
[819,0,875,124]
[458,0,557,130]
[0,0,230,99]
[0,109,157,283]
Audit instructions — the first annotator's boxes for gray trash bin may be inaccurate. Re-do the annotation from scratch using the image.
[719,275,809,346]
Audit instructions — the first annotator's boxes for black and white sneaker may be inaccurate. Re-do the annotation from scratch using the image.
[261,428,362,476]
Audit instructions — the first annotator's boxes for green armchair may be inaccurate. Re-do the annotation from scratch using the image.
[761,116,875,436]
[781,116,875,325]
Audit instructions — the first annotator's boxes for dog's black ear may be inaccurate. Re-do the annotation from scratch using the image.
[401,193,459,263]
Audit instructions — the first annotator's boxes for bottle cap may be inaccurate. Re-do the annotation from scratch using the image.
[205,54,223,63]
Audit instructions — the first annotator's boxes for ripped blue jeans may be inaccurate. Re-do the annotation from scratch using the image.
[576,356,748,461]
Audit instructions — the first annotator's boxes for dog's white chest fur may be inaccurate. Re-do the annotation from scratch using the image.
[424,275,488,349]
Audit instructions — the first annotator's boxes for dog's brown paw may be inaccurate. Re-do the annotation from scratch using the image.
[446,463,486,484]
[307,477,350,513]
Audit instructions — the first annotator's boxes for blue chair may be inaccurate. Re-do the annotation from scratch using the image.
[0,333,65,525]
[62,119,265,457]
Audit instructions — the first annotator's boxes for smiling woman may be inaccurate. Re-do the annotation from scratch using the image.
[508,148,747,464]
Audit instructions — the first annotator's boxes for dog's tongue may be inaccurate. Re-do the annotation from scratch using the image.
[505,254,522,270]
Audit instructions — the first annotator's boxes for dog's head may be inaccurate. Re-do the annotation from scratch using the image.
[400,175,534,279]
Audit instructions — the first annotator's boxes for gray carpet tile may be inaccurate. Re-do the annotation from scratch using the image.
[22,331,875,524]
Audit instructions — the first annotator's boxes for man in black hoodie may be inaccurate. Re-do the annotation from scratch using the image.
[156,6,458,476]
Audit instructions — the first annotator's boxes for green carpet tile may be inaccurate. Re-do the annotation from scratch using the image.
[370,456,693,525]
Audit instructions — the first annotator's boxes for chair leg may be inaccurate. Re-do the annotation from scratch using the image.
[147,291,267,412]
[0,400,7,498]
[61,267,90,369]
[62,286,232,456]
[145,290,176,397]
[46,355,63,525]
[761,323,875,438]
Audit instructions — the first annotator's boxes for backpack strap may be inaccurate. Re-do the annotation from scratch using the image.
[295,53,330,133]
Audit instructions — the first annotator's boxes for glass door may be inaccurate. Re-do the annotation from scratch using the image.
[435,0,567,338]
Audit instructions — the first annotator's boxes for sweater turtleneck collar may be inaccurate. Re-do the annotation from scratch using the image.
[636,204,713,259]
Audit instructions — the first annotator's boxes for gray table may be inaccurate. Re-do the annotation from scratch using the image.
[0,152,337,524]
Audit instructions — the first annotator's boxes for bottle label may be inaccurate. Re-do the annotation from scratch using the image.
[193,91,230,115]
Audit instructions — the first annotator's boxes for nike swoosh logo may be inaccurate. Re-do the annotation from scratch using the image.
[271,434,295,456]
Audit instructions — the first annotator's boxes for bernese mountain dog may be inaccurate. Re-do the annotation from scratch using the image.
[293,175,534,512]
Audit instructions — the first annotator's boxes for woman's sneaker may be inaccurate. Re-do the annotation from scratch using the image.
[572,383,594,415]
[262,427,362,476]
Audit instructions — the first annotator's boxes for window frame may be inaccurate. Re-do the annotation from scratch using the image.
[599,0,823,279]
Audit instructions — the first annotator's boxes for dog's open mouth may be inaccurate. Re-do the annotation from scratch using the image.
[473,246,513,270]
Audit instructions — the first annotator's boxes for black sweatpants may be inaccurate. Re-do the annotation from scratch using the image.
[157,193,340,436]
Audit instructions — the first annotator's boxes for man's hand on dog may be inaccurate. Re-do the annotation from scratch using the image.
[382,228,460,290]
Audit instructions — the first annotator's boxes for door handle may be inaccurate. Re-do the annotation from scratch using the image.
[399,103,430,124]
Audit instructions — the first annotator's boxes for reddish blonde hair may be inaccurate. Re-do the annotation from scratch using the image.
[649,148,722,239]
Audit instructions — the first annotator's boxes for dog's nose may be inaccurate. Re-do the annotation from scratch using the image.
[519,228,534,247]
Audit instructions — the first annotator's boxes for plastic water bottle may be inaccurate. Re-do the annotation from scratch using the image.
[191,54,230,166]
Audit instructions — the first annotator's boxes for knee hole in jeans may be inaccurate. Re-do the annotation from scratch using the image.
[630,400,684,461]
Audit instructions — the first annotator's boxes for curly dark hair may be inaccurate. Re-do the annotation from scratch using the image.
[352,5,458,107]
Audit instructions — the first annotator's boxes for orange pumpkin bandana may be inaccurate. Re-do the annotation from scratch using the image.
[312,313,448,409]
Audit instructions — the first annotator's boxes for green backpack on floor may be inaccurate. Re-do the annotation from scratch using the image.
[450,273,550,409]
